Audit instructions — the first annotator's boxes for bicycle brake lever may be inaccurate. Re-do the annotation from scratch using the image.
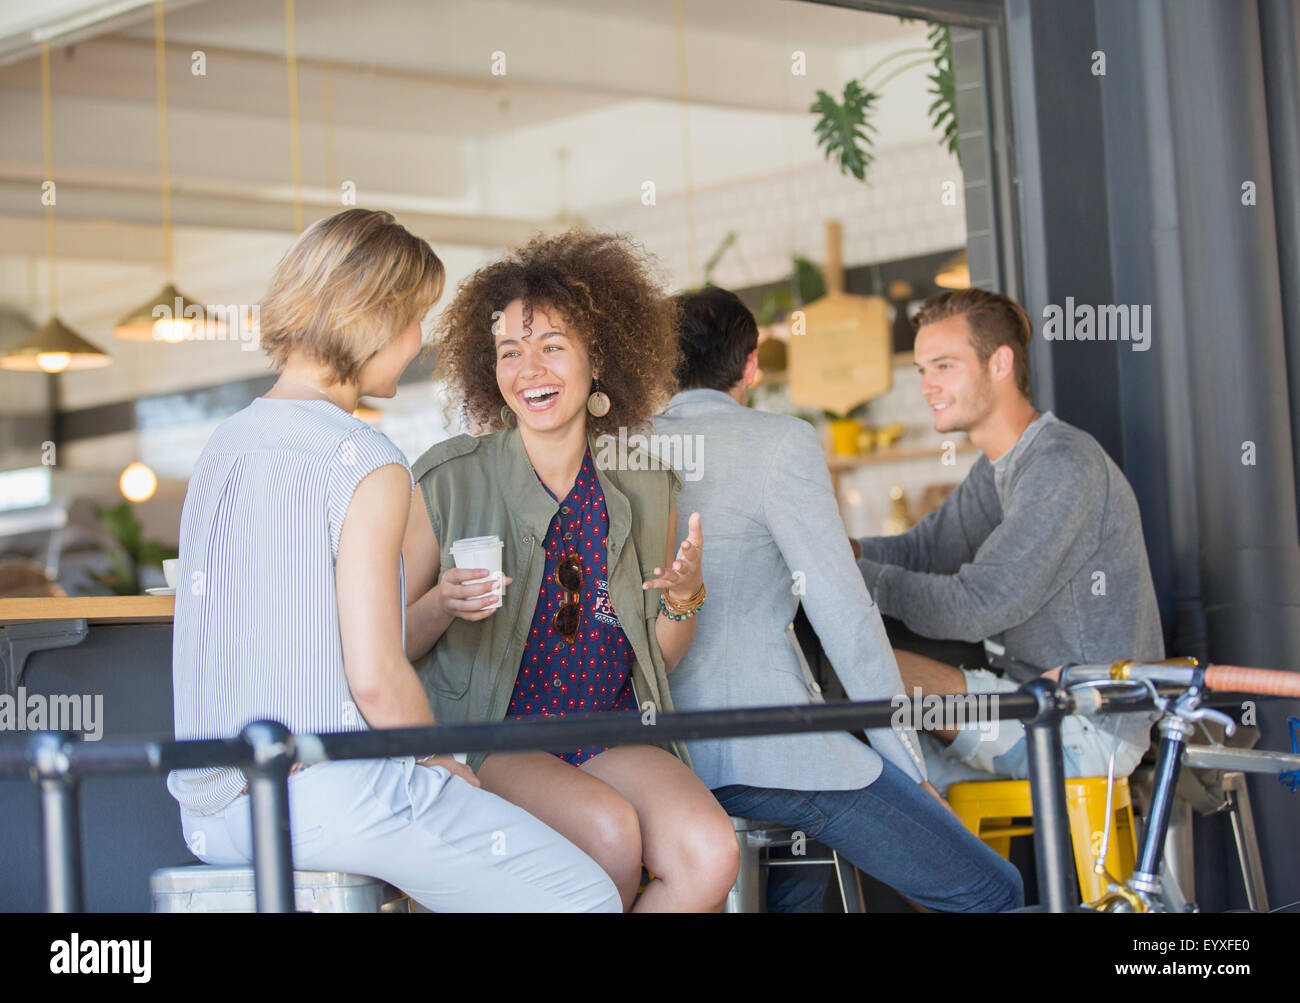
[1179,705,1237,738]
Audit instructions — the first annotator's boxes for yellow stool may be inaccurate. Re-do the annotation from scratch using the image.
[946,777,1138,904]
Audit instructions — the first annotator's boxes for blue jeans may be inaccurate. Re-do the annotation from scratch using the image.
[713,758,1024,913]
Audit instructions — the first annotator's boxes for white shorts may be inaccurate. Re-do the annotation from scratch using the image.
[921,668,1149,795]
[179,755,620,913]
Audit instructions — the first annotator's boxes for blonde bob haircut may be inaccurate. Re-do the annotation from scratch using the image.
[259,208,445,384]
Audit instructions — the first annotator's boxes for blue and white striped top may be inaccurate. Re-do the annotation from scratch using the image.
[167,397,413,815]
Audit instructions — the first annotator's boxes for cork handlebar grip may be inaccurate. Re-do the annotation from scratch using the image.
[1204,665,1300,698]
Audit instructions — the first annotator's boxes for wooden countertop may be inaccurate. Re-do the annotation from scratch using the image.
[0,596,175,626]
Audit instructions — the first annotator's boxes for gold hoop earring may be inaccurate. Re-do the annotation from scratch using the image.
[500,404,517,428]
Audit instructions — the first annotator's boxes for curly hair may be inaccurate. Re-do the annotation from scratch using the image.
[432,229,679,435]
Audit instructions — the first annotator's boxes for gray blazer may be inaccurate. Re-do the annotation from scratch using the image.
[654,389,927,792]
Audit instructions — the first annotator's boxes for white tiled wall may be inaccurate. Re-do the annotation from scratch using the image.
[587,137,965,291]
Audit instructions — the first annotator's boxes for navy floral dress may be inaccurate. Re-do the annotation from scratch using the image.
[506,447,638,764]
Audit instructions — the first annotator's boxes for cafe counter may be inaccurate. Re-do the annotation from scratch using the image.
[1,595,185,912]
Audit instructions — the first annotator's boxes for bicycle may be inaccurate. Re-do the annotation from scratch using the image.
[1047,659,1300,913]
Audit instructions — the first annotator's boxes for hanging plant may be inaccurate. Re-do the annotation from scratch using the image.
[811,19,959,181]
[811,79,879,182]
[925,22,959,161]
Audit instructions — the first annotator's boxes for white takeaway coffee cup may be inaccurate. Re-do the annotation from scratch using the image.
[448,535,505,609]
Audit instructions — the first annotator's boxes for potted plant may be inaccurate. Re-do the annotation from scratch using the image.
[84,501,177,596]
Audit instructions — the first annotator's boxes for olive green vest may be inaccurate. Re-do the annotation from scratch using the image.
[410,427,689,773]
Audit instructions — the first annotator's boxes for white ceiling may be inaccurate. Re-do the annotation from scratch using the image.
[116,0,919,71]
[0,0,933,233]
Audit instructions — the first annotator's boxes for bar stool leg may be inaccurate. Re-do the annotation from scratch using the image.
[1222,771,1270,912]
[725,824,765,914]
[832,850,866,913]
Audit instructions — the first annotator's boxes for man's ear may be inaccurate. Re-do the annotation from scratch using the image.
[990,344,1015,384]
[744,348,760,387]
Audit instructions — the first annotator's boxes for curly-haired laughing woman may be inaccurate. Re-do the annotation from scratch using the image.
[403,230,740,912]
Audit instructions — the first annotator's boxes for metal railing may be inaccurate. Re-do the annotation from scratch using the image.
[0,678,1210,914]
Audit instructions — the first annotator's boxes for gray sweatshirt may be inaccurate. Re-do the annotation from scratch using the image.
[855,411,1165,748]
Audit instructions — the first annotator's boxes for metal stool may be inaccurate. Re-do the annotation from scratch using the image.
[1217,771,1270,911]
[724,816,865,913]
[150,864,408,913]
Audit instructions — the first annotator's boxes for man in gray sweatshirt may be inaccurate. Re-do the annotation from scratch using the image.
[852,288,1165,791]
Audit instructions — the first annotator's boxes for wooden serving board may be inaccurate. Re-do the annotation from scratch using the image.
[787,221,893,416]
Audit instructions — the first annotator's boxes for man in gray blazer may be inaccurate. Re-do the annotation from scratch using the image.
[653,286,1022,912]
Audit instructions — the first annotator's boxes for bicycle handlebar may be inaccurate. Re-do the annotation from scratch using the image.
[1061,659,1300,698]
[1203,664,1300,697]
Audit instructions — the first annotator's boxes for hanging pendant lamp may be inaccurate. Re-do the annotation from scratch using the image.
[934,250,970,290]
[1,43,109,373]
[2,316,110,373]
[114,2,218,342]
[114,281,217,342]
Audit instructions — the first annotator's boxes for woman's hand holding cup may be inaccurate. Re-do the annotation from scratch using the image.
[436,566,512,622]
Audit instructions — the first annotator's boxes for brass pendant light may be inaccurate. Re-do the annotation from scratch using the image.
[3,316,113,373]
[934,250,970,290]
[1,42,110,373]
[114,281,218,342]
[114,2,219,342]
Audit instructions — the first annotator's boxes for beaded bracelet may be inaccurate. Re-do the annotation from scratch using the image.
[659,594,705,620]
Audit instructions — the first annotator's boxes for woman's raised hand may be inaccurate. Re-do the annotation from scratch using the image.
[435,567,512,623]
[643,511,704,601]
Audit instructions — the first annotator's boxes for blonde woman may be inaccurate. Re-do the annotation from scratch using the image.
[403,231,740,912]
[169,209,619,912]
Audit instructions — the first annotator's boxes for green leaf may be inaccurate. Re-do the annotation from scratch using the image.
[810,80,879,182]
[793,256,827,304]
[92,499,175,593]
[97,502,142,554]
[139,542,178,568]
[702,231,738,285]
[811,21,960,182]
[926,24,960,164]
